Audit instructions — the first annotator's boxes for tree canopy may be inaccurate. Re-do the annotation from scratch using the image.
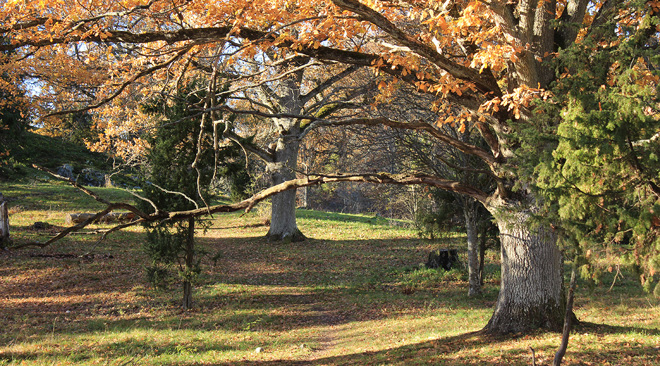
[2,0,658,334]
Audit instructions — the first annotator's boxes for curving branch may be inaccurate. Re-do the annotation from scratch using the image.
[330,0,502,96]
[301,117,498,170]
[13,168,489,249]
[0,0,158,35]
[43,46,192,119]
[32,165,150,219]
[1,21,486,114]
[300,65,360,105]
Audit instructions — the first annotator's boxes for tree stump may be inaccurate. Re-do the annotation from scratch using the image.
[426,249,459,270]
[0,193,10,247]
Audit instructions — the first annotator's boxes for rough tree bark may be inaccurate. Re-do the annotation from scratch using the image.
[265,129,305,242]
[484,202,564,333]
[464,202,482,296]
[0,193,10,248]
[263,69,307,242]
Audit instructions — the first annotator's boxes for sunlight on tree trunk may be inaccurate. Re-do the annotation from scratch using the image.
[485,206,564,333]
[265,116,306,242]
[267,185,305,242]
[464,204,482,296]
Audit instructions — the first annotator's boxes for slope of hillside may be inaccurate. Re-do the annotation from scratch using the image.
[1,130,118,183]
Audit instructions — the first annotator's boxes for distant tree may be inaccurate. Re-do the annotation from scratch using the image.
[0,37,27,164]
[221,59,367,242]
[0,88,25,142]
[39,111,99,147]
[3,0,657,335]
[388,104,498,297]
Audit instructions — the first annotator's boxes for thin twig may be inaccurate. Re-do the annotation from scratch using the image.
[150,183,199,209]
[553,253,579,366]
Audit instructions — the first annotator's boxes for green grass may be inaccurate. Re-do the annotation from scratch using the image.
[1,131,111,179]
[0,181,658,365]
[0,131,138,187]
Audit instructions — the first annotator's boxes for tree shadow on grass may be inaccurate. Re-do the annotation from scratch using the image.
[4,322,658,365]
[0,231,497,343]
[193,322,659,365]
[577,321,660,336]
[0,331,490,365]
[202,331,511,366]
[207,235,471,286]
[0,337,237,363]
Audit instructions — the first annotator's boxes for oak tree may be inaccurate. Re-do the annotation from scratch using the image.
[2,0,657,335]
[221,58,367,241]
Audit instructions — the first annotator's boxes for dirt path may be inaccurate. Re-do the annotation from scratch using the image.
[307,306,345,362]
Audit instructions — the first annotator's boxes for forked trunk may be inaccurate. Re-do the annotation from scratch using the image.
[265,118,305,243]
[484,207,564,334]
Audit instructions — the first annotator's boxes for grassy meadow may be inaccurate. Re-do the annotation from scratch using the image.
[0,181,658,365]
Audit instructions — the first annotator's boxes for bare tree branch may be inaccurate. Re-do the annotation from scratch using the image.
[43,46,192,119]
[300,65,360,105]
[301,117,498,170]
[32,165,150,218]
[330,0,501,96]
[12,169,489,249]
[149,182,199,209]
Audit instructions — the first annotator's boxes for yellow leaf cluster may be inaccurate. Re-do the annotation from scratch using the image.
[479,85,552,120]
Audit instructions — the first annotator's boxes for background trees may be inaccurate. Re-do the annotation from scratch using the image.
[0,0,657,335]
[0,43,28,178]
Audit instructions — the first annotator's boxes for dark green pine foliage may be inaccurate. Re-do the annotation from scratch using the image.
[0,37,28,177]
[0,89,27,178]
[0,88,25,141]
[59,111,99,146]
[530,1,659,294]
[415,189,464,240]
[139,85,250,309]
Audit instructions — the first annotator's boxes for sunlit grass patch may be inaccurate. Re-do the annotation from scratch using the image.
[0,181,658,365]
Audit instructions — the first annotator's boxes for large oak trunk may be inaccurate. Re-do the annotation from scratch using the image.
[484,207,564,334]
[263,68,307,242]
[267,181,305,242]
[265,118,305,243]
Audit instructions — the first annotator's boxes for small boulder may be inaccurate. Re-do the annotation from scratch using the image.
[79,168,106,187]
[56,164,74,179]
